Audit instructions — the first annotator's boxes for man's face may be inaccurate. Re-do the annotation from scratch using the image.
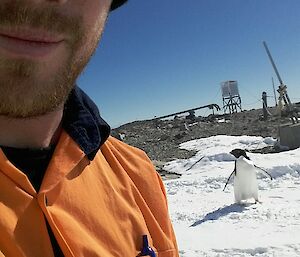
[0,0,112,118]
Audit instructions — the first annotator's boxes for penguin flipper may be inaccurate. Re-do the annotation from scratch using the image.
[254,165,273,180]
[223,168,236,191]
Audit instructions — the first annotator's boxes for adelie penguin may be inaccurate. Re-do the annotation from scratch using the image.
[223,149,273,204]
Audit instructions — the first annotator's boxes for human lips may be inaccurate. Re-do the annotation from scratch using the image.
[0,27,64,58]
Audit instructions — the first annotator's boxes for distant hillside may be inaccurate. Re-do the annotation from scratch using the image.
[112,108,291,163]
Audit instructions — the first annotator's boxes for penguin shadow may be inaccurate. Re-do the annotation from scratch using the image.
[190,203,253,227]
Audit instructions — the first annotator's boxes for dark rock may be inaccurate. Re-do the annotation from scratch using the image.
[112,107,292,163]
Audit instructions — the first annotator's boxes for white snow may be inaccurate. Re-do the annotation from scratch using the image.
[217,118,230,123]
[164,135,300,257]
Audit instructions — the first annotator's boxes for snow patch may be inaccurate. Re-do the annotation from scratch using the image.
[165,135,300,256]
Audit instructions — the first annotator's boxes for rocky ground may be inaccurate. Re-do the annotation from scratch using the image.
[111,107,296,178]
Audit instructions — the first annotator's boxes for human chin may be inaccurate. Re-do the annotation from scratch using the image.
[0,46,77,118]
[0,17,100,118]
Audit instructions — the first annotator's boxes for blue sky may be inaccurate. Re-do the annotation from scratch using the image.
[78,0,300,128]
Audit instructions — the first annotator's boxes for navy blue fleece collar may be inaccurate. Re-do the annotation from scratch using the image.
[63,86,111,160]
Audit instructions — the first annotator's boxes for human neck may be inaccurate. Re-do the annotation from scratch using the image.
[0,106,64,149]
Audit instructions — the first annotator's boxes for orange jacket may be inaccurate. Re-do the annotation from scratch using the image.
[0,131,179,257]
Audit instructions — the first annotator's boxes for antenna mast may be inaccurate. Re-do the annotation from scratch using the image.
[263,41,298,123]
[263,41,283,85]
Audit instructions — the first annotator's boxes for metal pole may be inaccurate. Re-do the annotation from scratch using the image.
[262,92,268,120]
[272,77,278,107]
[263,41,284,85]
[153,104,220,120]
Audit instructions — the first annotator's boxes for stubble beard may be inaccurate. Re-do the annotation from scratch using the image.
[0,1,103,118]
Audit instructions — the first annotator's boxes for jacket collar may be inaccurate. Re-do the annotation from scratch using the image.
[63,86,111,160]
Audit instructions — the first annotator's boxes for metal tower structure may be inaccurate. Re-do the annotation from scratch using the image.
[221,80,242,114]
